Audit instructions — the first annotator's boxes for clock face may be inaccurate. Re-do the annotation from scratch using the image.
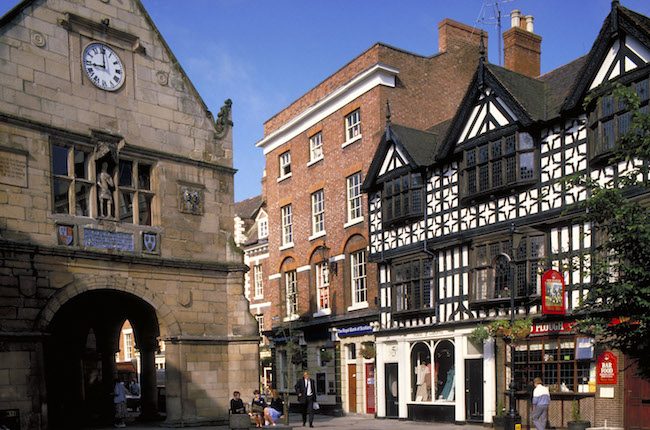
[82,42,125,91]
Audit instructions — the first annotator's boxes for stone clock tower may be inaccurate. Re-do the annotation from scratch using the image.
[0,0,258,428]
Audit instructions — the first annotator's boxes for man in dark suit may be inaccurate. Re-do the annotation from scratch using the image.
[294,371,316,427]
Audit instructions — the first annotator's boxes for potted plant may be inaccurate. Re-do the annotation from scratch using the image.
[492,400,506,430]
[567,400,591,430]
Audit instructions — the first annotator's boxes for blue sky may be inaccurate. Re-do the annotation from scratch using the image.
[3,0,650,201]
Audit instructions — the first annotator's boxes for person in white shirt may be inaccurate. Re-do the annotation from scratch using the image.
[294,371,317,427]
[532,377,550,430]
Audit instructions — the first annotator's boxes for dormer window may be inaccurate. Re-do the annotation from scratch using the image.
[381,172,423,227]
[588,76,649,163]
[258,217,268,239]
[462,132,536,202]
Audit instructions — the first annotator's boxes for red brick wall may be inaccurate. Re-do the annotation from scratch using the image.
[261,20,483,329]
[503,27,541,78]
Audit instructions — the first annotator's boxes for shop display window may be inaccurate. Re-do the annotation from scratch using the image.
[410,339,455,403]
[510,336,595,393]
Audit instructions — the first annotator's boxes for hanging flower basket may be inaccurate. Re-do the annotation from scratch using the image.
[470,318,532,343]
[360,343,376,359]
[319,348,333,363]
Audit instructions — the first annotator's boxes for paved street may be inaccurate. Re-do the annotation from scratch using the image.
[85,413,487,430]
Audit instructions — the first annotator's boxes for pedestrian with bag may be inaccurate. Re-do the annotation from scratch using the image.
[295,371,317,427]
[251,389,267,428]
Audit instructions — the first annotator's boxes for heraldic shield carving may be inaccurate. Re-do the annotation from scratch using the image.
[57,225,74,246]
[143,232,158,253]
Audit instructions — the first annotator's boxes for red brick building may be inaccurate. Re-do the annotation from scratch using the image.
[256,19,486,414]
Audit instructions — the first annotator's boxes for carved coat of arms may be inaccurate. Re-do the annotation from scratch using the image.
[143,232,158,253]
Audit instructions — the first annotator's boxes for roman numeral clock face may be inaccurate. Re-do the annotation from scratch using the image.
[82,42,125,91]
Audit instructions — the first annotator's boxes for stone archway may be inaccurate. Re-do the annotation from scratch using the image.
[42,286,170,429]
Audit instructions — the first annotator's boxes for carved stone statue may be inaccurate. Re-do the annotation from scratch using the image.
[214,98,233,139]
[98,162,114,218]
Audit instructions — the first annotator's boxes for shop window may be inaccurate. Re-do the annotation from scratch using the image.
[411,342,432,402]
[510,337,595,393]
[381,172,424,227]
[433,340,455,401]
[462,132,537,202]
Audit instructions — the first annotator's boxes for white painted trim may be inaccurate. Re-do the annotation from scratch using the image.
[283,315,299,322]
[341,135,362,149]
[296,265,311,273]
[249,302,272,313]
[279,243,294,251]
[277,172,292,183]
[268,273,281,280]
[344,217,364,229]
[347,301,369,312]
[331,254,346,262]
[308,231,327,241]
[312,308,332,318]
[306,156,323,167]
[257,63,399,154]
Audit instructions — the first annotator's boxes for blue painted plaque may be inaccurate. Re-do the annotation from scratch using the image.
[83,228,134,252]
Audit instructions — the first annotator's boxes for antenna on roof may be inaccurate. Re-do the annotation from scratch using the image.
[477,0,514,66]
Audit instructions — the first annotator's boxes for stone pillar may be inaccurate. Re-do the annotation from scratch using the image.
[138,336,159,419]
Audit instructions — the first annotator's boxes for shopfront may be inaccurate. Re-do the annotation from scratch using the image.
[376,329,496,423]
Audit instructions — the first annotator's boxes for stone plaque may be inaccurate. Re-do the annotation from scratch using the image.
[0,149,28,187]
[83,228,134,252]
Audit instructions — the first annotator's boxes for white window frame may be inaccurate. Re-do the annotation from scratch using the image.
[311,189,325,236]
[315,262,330,315]
[278,151,292,180]
[285,270,298,319]
[349,250,368,310]
[255,314,264,337]
[309,132,324,164]
[281,204,293,247]
[343,109,362,146]
[346,172,363,224]
[254,264,264,298]
[258,217,268,239]
[123,331,133,361]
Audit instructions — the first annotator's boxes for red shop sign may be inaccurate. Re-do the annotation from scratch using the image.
[597,351,618,385]
[541,269,566,315]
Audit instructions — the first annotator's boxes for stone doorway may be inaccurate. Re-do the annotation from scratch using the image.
[44,289,162,429]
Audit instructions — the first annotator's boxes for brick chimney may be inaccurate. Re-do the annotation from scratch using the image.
[503,10,541,77]
[438,19,487,53]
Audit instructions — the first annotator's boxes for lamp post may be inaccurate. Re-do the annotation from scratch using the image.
[505,224,522,430]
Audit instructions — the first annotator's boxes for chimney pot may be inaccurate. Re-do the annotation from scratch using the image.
[525,15,534,32]
[511,10,521,28]
[503,11,541,78]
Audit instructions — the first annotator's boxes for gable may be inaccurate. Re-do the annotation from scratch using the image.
[457,87,518,143]
[378,144,410,176]
[589,34,650,90]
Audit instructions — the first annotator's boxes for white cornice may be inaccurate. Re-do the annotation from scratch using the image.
[256,63,399,154]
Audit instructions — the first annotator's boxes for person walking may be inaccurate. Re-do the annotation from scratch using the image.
[295,371,317,427]
[113,378,127,428]
[532,377,550,430]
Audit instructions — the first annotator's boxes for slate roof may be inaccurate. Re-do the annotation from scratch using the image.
[234,195,263,220]
[539,56,588,117]
[486,63,547,121]
[390,124,439,167]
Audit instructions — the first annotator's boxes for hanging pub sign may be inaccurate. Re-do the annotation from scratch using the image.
[596,351,618,385]
[541,269,566,315]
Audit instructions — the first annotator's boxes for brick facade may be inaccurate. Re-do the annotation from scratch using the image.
[257,19,486,413]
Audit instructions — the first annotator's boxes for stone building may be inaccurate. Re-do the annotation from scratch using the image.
[255,19,486,414]
[0,0,258,428]
[363,3,650,427]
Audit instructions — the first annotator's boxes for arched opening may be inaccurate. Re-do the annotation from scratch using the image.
[44,289,162,428]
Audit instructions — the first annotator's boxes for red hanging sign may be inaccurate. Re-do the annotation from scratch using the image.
[596,351,618,385]
[541,269,566,315]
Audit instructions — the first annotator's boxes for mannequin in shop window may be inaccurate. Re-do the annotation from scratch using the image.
[414,360,431,401]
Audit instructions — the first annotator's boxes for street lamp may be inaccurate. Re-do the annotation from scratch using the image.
[505,224,522,430]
